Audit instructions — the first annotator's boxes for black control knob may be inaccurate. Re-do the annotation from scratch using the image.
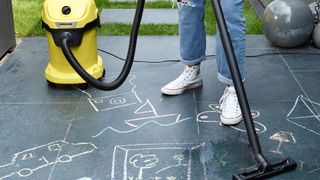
[62,6,71,15]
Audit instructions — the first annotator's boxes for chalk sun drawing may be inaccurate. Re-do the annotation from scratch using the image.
[286,95,320,136]
[76,75,193,137]
[0,140,97,179]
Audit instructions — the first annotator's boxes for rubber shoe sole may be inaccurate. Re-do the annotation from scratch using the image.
[220,114,242,125]
[161,81,203,95]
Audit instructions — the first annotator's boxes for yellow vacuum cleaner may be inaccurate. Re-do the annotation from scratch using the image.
[42,0,145,90]
[42,0,297,179]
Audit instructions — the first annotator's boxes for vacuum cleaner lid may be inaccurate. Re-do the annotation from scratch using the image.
[42,0,99,29]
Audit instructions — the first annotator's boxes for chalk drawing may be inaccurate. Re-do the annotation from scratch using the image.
[300,161,305,171]
[111,143,202,180]
[197,104,266,134]
[307,167,320,174]
[76,178,92,180]
[286,95,320,136]
[155,154,189,175]
[269,131,296,154]
[75,75,193,137]
[0,140,97,179]
[129,154,159,179]
[88,93,137,112]
[78,75,142,112]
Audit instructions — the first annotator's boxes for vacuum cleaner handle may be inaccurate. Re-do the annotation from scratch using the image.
[210,0,297,179]
[61,0,145,91]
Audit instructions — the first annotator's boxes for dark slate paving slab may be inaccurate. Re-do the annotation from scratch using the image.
[281,54,320,72]
[244,55,304,102]
[100,9,178,24]
[250,101,320,180]
[291,71,320,103]
[1,36,320,179]
[196,100,320,179]
[97,36,215,62]
[15,37,48,51]
[67,73,199,142]
[0,49,82,103]
[0,104,77,179]
[194,55,304,103]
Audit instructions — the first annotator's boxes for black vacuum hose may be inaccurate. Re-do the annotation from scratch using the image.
[61,0,145,91]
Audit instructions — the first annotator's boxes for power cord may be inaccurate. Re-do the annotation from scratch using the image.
[98,48,320,64]
[98,48,180,63]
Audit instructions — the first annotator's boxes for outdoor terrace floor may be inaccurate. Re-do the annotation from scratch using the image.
[0,35,320,179]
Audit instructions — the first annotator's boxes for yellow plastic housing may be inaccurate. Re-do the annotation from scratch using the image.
[42,0,104,84]
[42,0,98,29]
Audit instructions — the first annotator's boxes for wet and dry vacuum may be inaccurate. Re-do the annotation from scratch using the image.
[42,0,297,179]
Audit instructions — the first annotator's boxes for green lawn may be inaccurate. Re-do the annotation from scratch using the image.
[12,0,262,37]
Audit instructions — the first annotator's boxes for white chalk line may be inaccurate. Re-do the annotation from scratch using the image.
[287,119,320,136]
[100,102,137,112]
[0,141,96,179]
[155,164,189,174]
[286,95,320,136]
[124,114,180,127]
[92,117,192,137]
[197,104,265,133]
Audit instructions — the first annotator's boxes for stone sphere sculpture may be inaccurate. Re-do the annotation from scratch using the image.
[263,0,314,47]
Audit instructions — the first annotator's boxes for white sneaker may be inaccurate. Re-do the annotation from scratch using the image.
[161,65,203,95]
[219,86,242,125]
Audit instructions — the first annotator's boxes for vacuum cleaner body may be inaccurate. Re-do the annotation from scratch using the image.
[42,0,104,84]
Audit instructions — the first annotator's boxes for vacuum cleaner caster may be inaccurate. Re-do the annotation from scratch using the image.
[47,80,88,90]
[233,157,297,180]
[102,69,105,78]
[47,80,57,88]
[77,83,88,90]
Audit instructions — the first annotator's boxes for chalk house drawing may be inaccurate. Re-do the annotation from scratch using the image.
[77,75,193,136]
[111,143,202,180]
[0,140,97,179]
[197,104,267,133]
[286,95,320,136]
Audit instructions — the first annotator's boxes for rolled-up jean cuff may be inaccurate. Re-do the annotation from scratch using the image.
[218,72,245,85]
[181,55,206,65]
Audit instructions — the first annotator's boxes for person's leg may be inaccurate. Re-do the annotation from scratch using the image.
[161,0,206,95]
[215,0,246,125]
[216,0,246,84]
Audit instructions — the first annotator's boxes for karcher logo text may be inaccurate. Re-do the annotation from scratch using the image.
[60,23,73,26]
[55,22,77,28]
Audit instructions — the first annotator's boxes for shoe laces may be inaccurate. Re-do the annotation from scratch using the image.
[176,65,199,84]
[219,86,240,115]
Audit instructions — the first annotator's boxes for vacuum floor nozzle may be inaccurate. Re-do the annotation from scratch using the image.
[232,157,297,180]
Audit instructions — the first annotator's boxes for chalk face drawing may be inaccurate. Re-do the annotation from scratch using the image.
[111,143,202,180]
[77,75,193,136]
[0,140,97,179]
[197,104,266,133]
[286,95,320,136]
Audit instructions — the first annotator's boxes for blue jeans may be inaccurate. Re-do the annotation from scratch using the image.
[178,0,246,85]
